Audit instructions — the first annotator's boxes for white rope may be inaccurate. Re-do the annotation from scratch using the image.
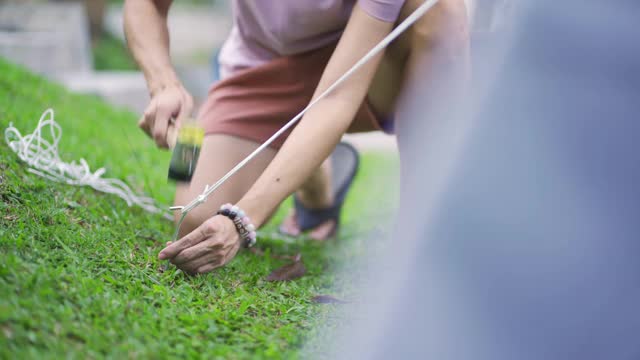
[4,109,172,220]
[173,0,440,219]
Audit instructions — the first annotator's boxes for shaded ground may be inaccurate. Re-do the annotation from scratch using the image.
[0,59,398,358]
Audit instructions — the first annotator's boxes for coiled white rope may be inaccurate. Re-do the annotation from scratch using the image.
[4,108,172,220]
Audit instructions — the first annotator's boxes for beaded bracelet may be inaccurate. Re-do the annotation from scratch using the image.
[216,203,257,248]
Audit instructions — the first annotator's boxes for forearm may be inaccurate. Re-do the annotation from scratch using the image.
[237,98,358,226]
[124,0,179,95]
[237,5,393,227]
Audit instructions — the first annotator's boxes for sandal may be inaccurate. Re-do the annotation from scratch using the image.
[279,142,360,238]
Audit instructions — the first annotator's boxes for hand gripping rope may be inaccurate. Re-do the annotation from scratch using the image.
[169,0,440,240]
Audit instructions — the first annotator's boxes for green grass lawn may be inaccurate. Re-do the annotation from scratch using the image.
[93,32,138,71]
[0,58,398,358]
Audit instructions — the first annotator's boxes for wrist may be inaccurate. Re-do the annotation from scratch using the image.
[236,197,269,229]
[217,214,243,246]
[217,204,257,248]
[146,71,182,97]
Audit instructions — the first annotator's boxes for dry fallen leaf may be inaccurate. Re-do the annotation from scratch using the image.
[311,295,350,304]
[3,215,18,222]
[265,253,306,281]
[1,325,13,339]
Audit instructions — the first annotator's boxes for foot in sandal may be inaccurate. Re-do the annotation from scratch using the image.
[279,142,359,241]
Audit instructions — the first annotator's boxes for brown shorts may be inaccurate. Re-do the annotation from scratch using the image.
[197,43,392,149]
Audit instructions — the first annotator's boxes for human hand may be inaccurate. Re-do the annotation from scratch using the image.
[158,216,241,274]
[139,83,194,149]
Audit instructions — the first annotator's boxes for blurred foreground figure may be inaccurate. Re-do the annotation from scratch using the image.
[338,0,640,359]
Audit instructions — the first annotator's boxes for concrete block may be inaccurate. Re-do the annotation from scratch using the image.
[0,2,93,76]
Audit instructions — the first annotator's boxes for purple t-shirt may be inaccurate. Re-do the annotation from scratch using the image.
[218,0,406,78]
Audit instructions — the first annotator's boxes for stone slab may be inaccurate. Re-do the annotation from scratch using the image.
[0,2,92,76]
[55,71,149,114]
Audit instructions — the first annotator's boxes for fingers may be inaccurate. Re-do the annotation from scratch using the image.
[172,237,238,275]
[167,124,178,149]
[158,219,219,260]
[139,100,156,138]
[170,239,221,265]
[196,263,219,274]
[181,254,222,275]
[166,93,193,149]
[138,86,194,149]
[176,92,194,126]
[160,216,242,275]
[152,101,174,149]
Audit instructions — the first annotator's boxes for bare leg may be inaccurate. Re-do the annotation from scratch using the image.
[279,158,336,239]
[370,0,470,116]
[397,0,471,184]
[173,134,277,237]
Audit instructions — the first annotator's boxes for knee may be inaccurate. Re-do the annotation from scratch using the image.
[406,0,470,58]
